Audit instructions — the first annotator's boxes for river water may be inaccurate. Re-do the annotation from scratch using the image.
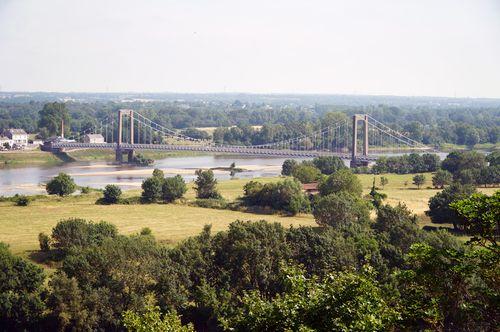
[0,155,305,196]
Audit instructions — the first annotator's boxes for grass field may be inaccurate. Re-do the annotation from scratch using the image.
[0,149,64,167]
[0,173,497,256]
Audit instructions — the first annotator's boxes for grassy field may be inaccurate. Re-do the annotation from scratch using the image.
[0,173,497,256]
[0,177,314,255]
[0,149,64,167]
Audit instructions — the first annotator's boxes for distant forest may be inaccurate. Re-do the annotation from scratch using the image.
[0,94,499,147]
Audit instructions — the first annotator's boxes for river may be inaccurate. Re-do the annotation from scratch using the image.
[0,155,306,196]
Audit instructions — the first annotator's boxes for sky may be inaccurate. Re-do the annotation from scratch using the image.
[0,0,499,97]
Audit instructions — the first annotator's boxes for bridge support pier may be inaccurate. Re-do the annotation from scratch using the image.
[115,148,135,163]
[350,114,370,168]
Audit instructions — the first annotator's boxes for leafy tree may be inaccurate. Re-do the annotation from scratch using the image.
[103,184,122,204]
[478,166,500,187]
[123,305,194,332]
[369,178,387,208]
[281,159,298,176]
[432,169,452,189]
[441,150,487,176]
[0,243,46,330]
[223,265,398,331]
[318,169,363,197]
[412,174,425,189]
[46,172,77,196]
[38,102,70,136]
[141,176,165,203]
[194,169,221,199]
[451,191,500,253]
[51,218,117,251]
[380,176,388,188]
[38,232,50,251]
[313,192,370,228]
[291,164,321,183]
[426,183,477,229]
[162,175,187,202]
[312,156,346,175]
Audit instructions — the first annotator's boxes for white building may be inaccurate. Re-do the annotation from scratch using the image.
[83,134,105,143]
[3,129,28,147]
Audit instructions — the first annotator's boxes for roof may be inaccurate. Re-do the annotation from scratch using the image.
[84,134,104,138]
[302,182,319,191]
[6,128,27,135]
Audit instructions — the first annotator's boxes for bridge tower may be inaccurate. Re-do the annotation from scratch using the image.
[116,109,135,163]
[350,114,370,168]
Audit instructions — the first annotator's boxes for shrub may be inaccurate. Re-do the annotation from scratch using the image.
[412,174,426,189]
[103,185,122,204]
[46,173,77,196]
[15,195,31,206]
[80,186,91,194]
[140,227,153,236]
[162,175,187,202]
[192,198,229,210]
[38,232,50,251]
[51,218,118,251]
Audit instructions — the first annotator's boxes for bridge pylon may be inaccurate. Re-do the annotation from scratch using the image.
[350,114,370,168]
[116,109,135,163]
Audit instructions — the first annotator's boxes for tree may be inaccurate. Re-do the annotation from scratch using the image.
[426,183,477,229]
[162,175,187,202]
[478,166,500,187]
[486,150,500,167]
[318,169,363,197]
[412,174,425,189]
[441,150,486,176]
[141,176,164,203]
[46,172,77,196]
[369,178,387,208]
[194,169,221,199]
[38,102,70,137]
[313,192,370,228]
[281,159,298,176]
[224,265,398,331]
[380,176,388,189]
[15,194,30,206]
[312,156,346,175]
[103,184,122,204]
[450,191,500,253]
[432,169,452,189]
[291,164,321,183]
[0,243,46,330]
[123,305,194,332]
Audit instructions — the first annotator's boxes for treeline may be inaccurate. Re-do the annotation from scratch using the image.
[2,190,498,331]
[0,100,498,146]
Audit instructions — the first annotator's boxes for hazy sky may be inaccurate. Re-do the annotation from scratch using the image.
[0,0,499,97]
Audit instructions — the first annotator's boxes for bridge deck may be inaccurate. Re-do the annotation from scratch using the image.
[51,142,378,161]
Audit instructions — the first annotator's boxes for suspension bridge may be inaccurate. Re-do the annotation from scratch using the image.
[48,109,435,167]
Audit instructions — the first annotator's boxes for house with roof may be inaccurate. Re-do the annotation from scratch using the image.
[83,134,105,143]
[3,129,28,146]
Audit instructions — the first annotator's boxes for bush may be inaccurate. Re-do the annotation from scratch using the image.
[412,174,426,189]
[80,186,91,194]
[281,159,298,176]
[162,175,187,202]
[15,195,31,206]
[103,185,122,204]
[51,218,118,251]
[192,198,229,210]
[38,232,50,251]
[242,179,310,215]
[46,173,77,196]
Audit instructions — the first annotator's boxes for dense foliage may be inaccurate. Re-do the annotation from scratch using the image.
[103,184,122,204]
[45,172,77,196]
[194,169,221,199]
